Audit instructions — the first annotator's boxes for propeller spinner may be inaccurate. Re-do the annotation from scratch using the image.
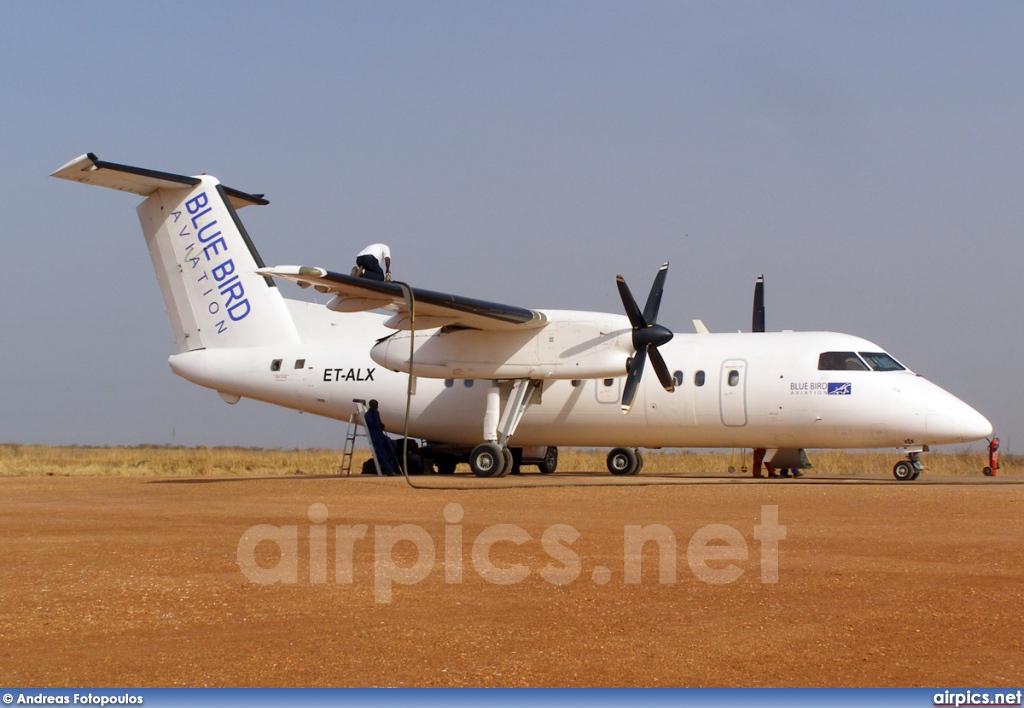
[616,262,675,414]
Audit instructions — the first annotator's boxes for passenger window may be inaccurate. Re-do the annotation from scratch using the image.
[858,352,906,371]
[728,370,740,386]
[817,352,869,371]
[672,371,684,387]
[270,359,282,372]
[603,378,614,387]
[294,359,306,369]
[694,370,705,387]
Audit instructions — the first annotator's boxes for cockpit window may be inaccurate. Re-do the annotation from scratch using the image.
[817,352,869,371]
[859,352,906,371]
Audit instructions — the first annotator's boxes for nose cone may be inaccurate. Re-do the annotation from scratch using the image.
[928,391,993,443]
[907,375,993,445]
[955,403,993,442]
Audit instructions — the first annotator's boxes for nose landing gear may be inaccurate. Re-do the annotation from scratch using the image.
[893,446,927,481]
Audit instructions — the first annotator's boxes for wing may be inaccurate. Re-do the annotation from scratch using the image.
[258,266,547,331]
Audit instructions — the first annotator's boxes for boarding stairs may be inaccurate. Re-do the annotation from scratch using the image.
[340,399,384,476]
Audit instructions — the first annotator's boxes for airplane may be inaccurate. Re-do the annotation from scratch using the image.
[51,153,994,481]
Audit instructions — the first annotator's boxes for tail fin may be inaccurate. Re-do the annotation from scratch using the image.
[53,154,300,352]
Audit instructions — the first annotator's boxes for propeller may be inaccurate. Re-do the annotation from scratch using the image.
[752,274,765,333]
[616,262,675,414]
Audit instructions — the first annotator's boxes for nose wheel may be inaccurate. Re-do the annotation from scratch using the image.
[893,449,924,481]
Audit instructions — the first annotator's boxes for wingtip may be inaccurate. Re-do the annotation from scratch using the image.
[51,153,99,178]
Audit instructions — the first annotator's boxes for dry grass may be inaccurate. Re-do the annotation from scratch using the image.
[0,444,343,478]
[0,443,1014,478]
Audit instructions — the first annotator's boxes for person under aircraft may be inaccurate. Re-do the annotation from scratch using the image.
[364,399,399,475]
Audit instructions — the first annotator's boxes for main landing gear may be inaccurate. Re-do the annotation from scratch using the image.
[893,446,926,481]
[469,379,540,478]
[465,378,649,479]
[468,442,508,478]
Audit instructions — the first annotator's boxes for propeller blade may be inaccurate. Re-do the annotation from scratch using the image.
[621,348,647,414]
[642,262,669,324]
[752,274,765,333]
[617,263,676,413]
[616,275,646,330]
[648,346,676,393]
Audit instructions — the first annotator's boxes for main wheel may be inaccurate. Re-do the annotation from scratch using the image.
[893,460,915,481]
[498,448,514,477]
[470,442,505,478]
[538,446,558,474]
[436,456,457,475]
[505,447,523,476]
[632,451,644,476]
[607,447,639,476]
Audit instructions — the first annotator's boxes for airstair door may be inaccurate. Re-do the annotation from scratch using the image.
[720,360,748,427]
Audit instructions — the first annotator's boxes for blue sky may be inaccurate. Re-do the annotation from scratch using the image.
[1,1,1021,451]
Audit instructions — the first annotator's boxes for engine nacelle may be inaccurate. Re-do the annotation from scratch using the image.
[370,311,634,380]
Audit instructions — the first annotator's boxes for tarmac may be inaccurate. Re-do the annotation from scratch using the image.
[1,472,1022,687]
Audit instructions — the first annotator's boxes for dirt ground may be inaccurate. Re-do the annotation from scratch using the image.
[1,472,1022,687]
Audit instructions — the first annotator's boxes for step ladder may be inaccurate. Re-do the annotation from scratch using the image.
[340,399,384,476]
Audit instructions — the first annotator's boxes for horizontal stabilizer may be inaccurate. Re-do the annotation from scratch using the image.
[259,265,548,331]
[51,153,269,209]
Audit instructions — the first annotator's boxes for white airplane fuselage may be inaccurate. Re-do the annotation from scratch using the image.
[168,300,992,450]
